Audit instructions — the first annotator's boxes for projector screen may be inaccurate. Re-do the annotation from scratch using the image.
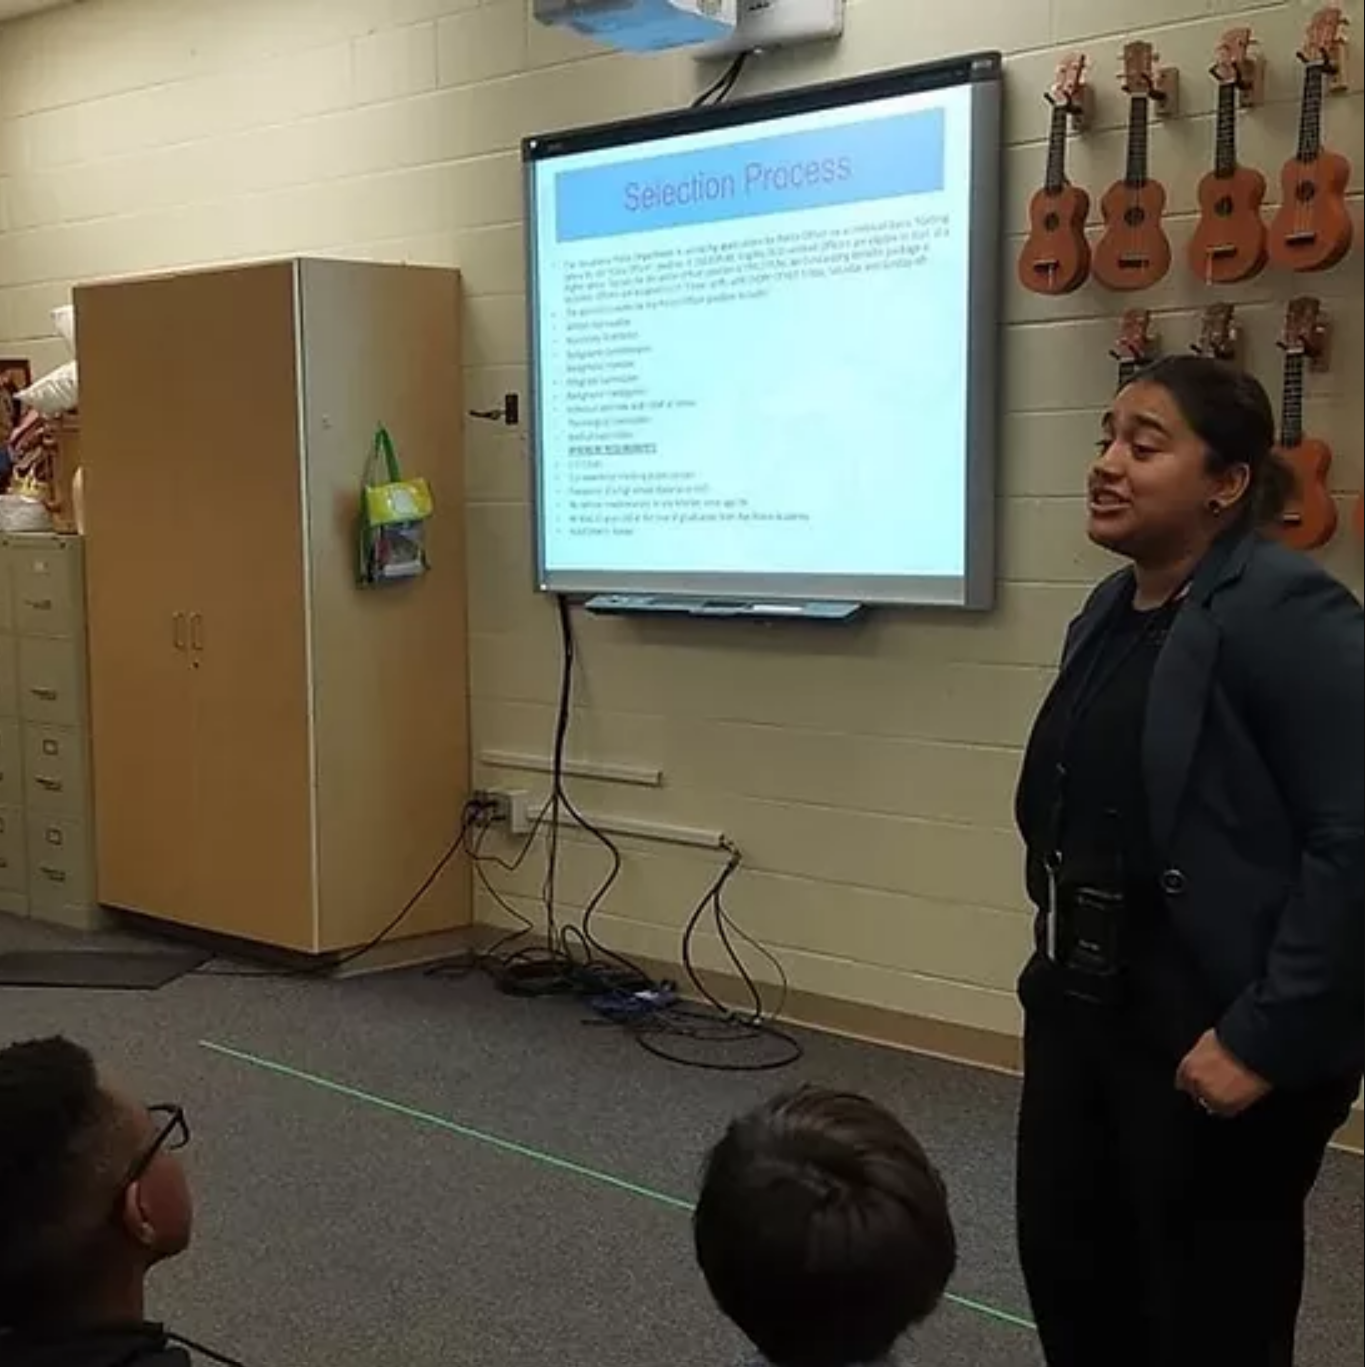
[524,53,1001,610]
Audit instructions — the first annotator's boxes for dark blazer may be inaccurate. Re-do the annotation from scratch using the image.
[1017,532,1364,1089]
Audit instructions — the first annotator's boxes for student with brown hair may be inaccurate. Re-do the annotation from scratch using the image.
[694,1087,957,1367]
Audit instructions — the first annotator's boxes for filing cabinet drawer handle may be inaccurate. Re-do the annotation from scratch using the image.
[36,776,64,792]
[30,687,60,702]
[24,597,53,612]
[40,866,68,883]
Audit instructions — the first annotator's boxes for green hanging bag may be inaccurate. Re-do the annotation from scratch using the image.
[358,425,433,586]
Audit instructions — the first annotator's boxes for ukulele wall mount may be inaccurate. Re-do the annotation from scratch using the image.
[1279,301,1333,375]
[1303,313,1332,374]
[1191,304,1241,364]
[1317,23,1350,95]
[1149,63,1180,117]
[1229,46,1266,107]
[1058,80,1093,131]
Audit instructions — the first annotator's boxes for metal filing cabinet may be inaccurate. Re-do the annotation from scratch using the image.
[0,533,100,930]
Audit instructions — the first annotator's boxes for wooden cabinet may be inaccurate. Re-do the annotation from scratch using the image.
[0,532,99,930]
[76,259,471,955]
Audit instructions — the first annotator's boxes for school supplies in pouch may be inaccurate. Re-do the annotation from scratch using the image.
[358,425,433,586]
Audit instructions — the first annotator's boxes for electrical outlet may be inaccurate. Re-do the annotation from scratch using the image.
[697,0,844,57]
[474,787,533,835]
[505,790,534,836]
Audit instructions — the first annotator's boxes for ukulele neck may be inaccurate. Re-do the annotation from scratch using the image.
[1124,94,1152,186]
[1281,351,1306,448]
[1214,81,1239,177]
[1296,63,1326,162]
[1043,102,1071,193]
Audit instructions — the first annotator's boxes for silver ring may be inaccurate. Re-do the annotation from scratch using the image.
[1197,1096,1216,1115]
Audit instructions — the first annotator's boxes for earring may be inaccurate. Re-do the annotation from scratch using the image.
[1207,499,1225,517]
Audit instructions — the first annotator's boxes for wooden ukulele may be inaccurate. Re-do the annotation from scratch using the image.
[1093,42,1173,292]
[1268,8,1354,273]
[1272,297,1337,551]
[1188,28,1267,284]
[1018,55,1092,296]
[1111,308,1158,391]
[1192,302,1239,362]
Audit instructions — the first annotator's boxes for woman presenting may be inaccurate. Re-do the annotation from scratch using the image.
[1014,355,1363,1367]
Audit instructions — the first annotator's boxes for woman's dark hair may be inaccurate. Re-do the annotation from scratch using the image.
[694,1087,957,1367]
[1129,354,1294,526]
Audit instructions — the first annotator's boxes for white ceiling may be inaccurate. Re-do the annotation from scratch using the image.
[0,0,75,21]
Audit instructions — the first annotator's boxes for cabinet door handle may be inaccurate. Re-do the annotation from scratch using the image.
[40,865,68,883]
[173,612,188,651]
[36,776,64,792]
[190,613,204,652]
[24,597,53,612]
[29,687,59,702]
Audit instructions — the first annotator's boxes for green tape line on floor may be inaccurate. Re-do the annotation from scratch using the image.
[199,1038,1037,1334]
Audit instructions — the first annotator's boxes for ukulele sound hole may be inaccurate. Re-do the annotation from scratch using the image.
[1123,206,1147,228]
[1295,180,1317,205]
[1214,196,1235,218]
[1043,211,1061,232]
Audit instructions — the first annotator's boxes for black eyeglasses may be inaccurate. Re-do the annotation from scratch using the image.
[121,1103,191,1190]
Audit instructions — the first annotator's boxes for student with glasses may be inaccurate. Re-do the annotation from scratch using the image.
[0,1036,206,1366]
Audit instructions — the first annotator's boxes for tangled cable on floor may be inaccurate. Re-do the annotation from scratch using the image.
[428,597,801,1073]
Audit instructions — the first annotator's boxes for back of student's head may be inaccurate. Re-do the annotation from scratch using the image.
[0,1036,191,1330]
[694,1086,956,1367]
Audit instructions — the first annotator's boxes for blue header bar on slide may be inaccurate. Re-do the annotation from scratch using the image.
[553,109,945,243]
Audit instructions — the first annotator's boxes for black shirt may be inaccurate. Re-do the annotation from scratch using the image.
[1021,594,1179,896]
[1019,593,1225,1051]
[0,1324,191,1367]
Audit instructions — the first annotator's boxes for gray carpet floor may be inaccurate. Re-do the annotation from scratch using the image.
[2,913,1361,1367]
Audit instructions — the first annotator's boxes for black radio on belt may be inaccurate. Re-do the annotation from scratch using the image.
[1044,760,1134,1005]
[1049,882,1129,1006]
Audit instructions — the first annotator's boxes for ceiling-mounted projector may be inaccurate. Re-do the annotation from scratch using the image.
[532,0,737,53]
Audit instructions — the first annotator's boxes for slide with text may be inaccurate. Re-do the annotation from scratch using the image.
[532,87,976,584]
